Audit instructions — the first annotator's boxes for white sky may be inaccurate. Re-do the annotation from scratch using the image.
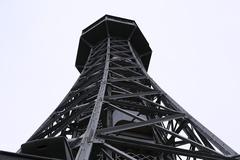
[0,0,239,153]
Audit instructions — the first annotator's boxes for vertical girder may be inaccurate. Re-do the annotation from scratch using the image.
[75,38,111,160]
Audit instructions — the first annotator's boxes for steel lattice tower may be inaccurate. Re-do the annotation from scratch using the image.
[0,15,239,160]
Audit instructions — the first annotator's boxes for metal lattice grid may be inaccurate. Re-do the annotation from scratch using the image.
[0,15,238,160]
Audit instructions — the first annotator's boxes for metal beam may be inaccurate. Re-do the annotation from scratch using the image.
[102,143,137,160]
[128,41,238,156]
[105,90,161,100]
[101,135,233,160]
[97,114,185,135]
[75,38,110,160]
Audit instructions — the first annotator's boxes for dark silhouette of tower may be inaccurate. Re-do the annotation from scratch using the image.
[0,15,239,160]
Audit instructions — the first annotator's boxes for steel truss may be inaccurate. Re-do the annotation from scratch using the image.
[26,35,238,160]
[1,15,238,160]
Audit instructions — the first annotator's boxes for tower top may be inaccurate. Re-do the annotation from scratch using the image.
[76,15,152,73]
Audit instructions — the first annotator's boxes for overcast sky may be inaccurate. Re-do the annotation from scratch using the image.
[0,0,239,153]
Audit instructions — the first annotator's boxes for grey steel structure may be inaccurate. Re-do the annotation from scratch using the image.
[0,15,239,160]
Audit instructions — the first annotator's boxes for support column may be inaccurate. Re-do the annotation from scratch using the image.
[76,38,110,160]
